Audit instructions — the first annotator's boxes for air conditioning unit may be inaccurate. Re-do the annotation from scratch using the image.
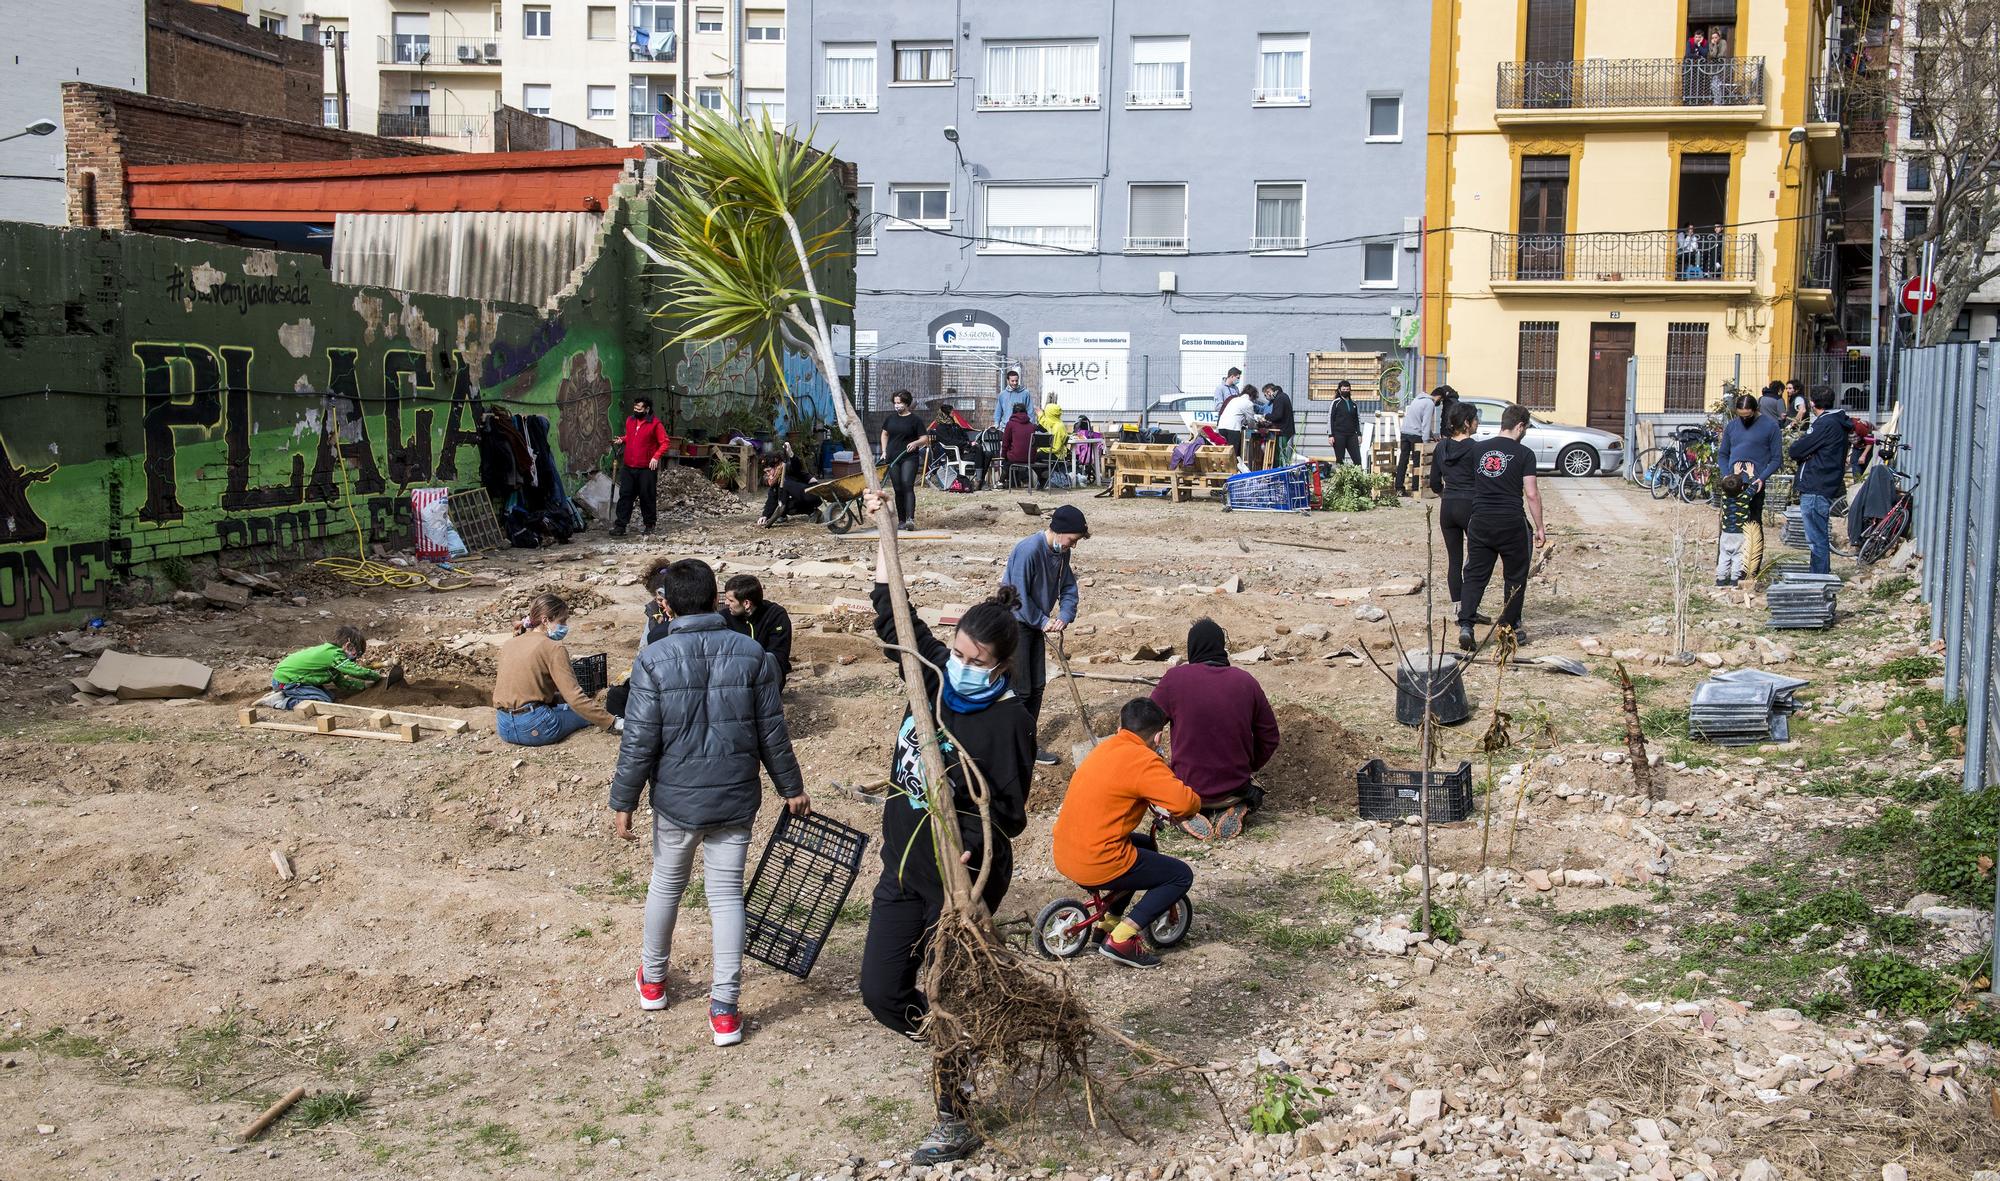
[482,42,500,60]
[457,44,480,63]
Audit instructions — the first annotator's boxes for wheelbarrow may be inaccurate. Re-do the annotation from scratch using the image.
[805,465,887,534]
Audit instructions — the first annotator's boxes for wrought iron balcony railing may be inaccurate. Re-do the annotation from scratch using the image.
[377,112,490,140]
[1496,56,1765,110]
[1490,230,1759,283]
[377,35,500,67]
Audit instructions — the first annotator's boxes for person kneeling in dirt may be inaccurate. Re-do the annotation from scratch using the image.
[267,625,393,710]
[1052,698,1202,969]
[492,593,616,745]
[757,456,822,528]
[721,574,793,691]
[856,489,1033,1166]
[1149,619,1279,840]
[611,559,809,1048]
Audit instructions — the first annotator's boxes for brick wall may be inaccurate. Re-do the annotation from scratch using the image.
[64,83,450,229]
[145,0,321,125]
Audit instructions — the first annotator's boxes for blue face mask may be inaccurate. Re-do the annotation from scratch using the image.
[946,655,993,695]
[547,623,569,641]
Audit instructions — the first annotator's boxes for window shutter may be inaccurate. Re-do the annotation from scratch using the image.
[986,185,1090,228]
[1522,155,1570,179]
[1688,0,1738,22]
[1524,0,1576,63]
[1128,185,1184,239]
[1682,153,1732,175]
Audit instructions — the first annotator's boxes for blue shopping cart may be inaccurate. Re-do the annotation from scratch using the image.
[1223,463,1315,513]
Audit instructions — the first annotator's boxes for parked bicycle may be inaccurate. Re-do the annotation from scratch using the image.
[1856,463,1919,566]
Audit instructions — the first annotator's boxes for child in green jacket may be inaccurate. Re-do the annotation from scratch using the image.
[269,626,386,710]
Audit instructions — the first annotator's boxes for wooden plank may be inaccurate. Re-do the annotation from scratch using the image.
[237,706,417,743]
[295,701,470,733]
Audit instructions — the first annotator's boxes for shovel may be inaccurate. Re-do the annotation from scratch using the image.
[1017,501,1043,517]
[1052,633,1099,765]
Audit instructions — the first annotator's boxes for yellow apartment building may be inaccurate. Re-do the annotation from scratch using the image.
[1423,0,1843,431]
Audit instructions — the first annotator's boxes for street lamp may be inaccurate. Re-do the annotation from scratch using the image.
[0,119,58,144]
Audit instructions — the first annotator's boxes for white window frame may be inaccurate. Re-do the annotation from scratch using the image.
[746,10,783,42]
[744,88,785,125]
[1254,34,1310,106]
[1127,36,1191,109]
[587,85,616,119]
[891,40,953,86]
[818,42,878,111]
[585,6,616,40]
[522,83,553,116]
[1252,180,1307,254]
[258,12,286,36]
[888,183,951,230]
[322,96,341,127]
[1361,242,1398,288]
[695,7,723,34]
[523,5,552,39]
[1125,182,1188,254]
[978,40,1101,110]
[1366,91,1403,142]
[980,182,1097,255]
[697,86,724,111]
[855,183,877,252]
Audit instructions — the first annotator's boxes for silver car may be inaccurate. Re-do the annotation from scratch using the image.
[1461,397,1625,477]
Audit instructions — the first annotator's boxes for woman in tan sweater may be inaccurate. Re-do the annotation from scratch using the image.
[492,593,616,745]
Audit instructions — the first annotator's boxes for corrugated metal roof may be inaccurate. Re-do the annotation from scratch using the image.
[331,210,604,306]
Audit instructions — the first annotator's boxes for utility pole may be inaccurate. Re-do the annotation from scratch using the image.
[333,29,350,130]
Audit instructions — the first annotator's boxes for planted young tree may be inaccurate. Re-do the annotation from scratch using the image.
[633,108,1102,1125]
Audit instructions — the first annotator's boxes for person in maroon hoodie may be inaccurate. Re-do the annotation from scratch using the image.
[1149,619,1280,840]
[1000,401,1037,487]
[612,396,673,536]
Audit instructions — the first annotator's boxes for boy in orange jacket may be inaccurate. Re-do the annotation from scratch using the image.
[1051,698,1203,968]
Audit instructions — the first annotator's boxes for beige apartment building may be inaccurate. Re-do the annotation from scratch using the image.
[225,1,786,149]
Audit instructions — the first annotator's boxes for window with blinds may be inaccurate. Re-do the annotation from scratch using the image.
[1255,35,1309,103]
[893,41,952,83]
[1129,37,1190,106]
[980,41,1101,108]
[1253,182,1305,251]
[1517,321,1559,410]
[1127,183,1187,253]
[1524,0,1575,62]
[1664,323,1710,412]
[821,43,878,110]
[982,184,1095,252]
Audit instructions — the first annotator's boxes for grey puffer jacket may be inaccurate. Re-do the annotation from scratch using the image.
[609,613,804,828]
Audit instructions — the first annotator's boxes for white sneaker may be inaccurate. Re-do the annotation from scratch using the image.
[256,691,286,710]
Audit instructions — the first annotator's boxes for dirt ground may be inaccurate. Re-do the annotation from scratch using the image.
[0,477,1984,1180]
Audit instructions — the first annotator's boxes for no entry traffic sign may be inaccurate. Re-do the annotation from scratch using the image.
[1902,276,1939,315]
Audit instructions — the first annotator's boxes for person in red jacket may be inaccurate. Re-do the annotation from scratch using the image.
[611,396,672,536]
[1000,401,1036,486]
[1149,619,1280,840]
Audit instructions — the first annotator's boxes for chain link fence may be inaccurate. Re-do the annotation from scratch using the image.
[1897,342,2000,799]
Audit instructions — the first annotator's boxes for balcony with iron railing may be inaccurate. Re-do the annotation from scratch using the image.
[377,35,500,67]
[1125,88,1190,108]
[1251,85,1309,105]
[1251,233,1307,253]
[815,92,878,112]
[1799,240,1836,314]
[629,111,675,141]
[1495,57,1764,124]
[629,32,677,63]
[1489,230,1759,293]
[378,112,492,142]
[1125,235,1188,254]
[975,91,1099,110]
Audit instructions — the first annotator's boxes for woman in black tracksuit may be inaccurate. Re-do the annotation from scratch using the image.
[857,489,1034,1166]
[880,390,930,530]
[1430,402,1491,625]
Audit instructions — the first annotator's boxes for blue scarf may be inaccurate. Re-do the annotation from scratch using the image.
[940,675,1010,715]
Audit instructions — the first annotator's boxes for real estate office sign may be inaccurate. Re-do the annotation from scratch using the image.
[1036,331,1130,412]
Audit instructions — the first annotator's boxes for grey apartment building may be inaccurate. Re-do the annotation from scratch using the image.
[785,1,1430,423]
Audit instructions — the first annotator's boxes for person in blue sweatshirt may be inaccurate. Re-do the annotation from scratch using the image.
[1786,387,1853,576]
[1716,392,1784,576]
[1002,505,1087,767]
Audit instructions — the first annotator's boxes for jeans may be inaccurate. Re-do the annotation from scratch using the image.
[643,816,751,1006]
[888,453,921,524]
[860,855,1011,1117]
[272,680,333,710]
[495,702,595,746]
[1439,497,1474,603]
[1800,492,1833,576]
[1459,513,1533,629]
[1329,432,1362,466]
[614,464,658,530]
[1085,832,1193,932]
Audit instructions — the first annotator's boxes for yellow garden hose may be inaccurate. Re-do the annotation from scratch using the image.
[311,444,475,592]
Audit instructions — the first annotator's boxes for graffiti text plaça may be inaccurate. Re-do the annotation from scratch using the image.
[135,341,488,524]
[0,539,130,624]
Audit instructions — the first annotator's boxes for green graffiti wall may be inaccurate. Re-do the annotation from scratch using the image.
[0,172,855,632]
[0,213,630,629]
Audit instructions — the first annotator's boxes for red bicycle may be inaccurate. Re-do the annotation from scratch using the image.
[1856,465,1918,565]
[1032,812,1195,958]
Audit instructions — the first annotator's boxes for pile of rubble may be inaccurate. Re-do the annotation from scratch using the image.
[656,465,748,521]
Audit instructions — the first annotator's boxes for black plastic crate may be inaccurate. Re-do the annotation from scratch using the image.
[570,653,608,695]
[1356,759,1475,824]
[743,809,870,979]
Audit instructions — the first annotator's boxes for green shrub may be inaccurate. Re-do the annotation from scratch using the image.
[1838,806,1918,856]
[1870,574,1916,602]
[1915,787,2000,905]
[1922,1009,2000,1051]
[1318,464,1397,512]
[1880,654,1942,682]
[1852,953,1959,1016]
[1246,1072,1332,1135]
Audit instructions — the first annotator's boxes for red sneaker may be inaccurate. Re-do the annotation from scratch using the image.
[709,1005,743,1047]
[635,966,667,1011]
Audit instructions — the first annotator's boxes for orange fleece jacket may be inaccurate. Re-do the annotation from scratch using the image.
[1052,729,1202,887]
